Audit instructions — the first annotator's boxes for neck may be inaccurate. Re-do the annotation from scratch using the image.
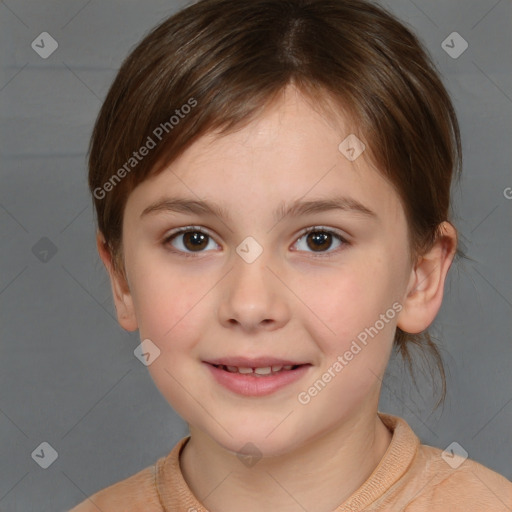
[179,409,392,512]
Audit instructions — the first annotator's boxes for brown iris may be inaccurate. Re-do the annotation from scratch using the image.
[182,231,209,251]
[179,229,334,253]
[306,231,332,252]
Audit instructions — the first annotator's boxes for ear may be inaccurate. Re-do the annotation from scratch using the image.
[96,231,138,332]
[397,222,457,334]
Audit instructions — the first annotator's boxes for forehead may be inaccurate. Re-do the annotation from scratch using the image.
[126,88,404,227]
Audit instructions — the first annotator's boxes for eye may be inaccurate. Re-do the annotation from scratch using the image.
[163,226,219,257]
[163,225,348,258]
[293,226,348,257]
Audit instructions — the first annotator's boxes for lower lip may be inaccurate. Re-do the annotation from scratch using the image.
[204,363,311,397]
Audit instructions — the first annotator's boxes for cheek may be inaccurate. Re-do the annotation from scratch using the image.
[128,260,212,420]
[298,259,396,352]
[127,251,210,348]
[296,264,389,328]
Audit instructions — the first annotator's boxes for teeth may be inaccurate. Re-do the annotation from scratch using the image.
[254,367,272,375]
[216,364,298,375]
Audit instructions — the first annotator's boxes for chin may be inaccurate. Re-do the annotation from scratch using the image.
[205,422,305,460]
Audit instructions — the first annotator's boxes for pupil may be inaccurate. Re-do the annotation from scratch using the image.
[185,232,207,250]
[309,232,331,251]
[182,231,332,252]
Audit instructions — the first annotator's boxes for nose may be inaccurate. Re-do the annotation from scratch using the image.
[217,251,290,332]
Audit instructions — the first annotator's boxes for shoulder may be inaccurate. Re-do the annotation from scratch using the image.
[372,414,511,511]
[404,443,512,511]
[68,457,166,512]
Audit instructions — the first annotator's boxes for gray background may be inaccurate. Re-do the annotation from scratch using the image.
[1,1,511,511]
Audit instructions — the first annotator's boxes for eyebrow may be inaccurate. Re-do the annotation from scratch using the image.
[140,195,377,223]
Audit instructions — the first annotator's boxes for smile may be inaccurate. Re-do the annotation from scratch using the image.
[204,361,311,396]
[212,364,300,375]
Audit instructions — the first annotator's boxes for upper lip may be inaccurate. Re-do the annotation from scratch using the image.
[205,357,309,368]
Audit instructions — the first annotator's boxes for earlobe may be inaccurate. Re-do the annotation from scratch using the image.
[397,222,457,334]
[96,231,138,332]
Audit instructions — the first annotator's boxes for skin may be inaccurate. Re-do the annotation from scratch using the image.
[98,85,457,511]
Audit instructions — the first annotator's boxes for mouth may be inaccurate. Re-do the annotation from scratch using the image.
[204,357,310,375]
[203,358,312,396]
[209,363,304,376]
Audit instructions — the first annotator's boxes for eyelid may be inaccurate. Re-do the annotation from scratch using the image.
[163,225,218,258]
[165,225,212,237]
[163,225,349,258]
[297,225,348,239]
[293,226,349,258]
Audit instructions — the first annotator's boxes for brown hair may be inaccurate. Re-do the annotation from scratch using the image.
[88,0,463,408]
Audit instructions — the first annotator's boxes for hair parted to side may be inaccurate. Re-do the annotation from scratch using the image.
[88,0,463,408]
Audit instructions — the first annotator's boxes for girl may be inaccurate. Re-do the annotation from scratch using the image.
[71,0,512,510]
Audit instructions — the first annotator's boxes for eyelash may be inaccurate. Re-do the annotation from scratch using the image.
[162,225,349,259]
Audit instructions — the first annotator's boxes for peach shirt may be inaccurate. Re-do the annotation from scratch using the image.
[69,413,512,511]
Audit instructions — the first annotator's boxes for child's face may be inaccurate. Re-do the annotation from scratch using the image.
[117,87,414,456]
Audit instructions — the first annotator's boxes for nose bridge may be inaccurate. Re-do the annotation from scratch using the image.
[218,236,288,329]
[231,237,273,304]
